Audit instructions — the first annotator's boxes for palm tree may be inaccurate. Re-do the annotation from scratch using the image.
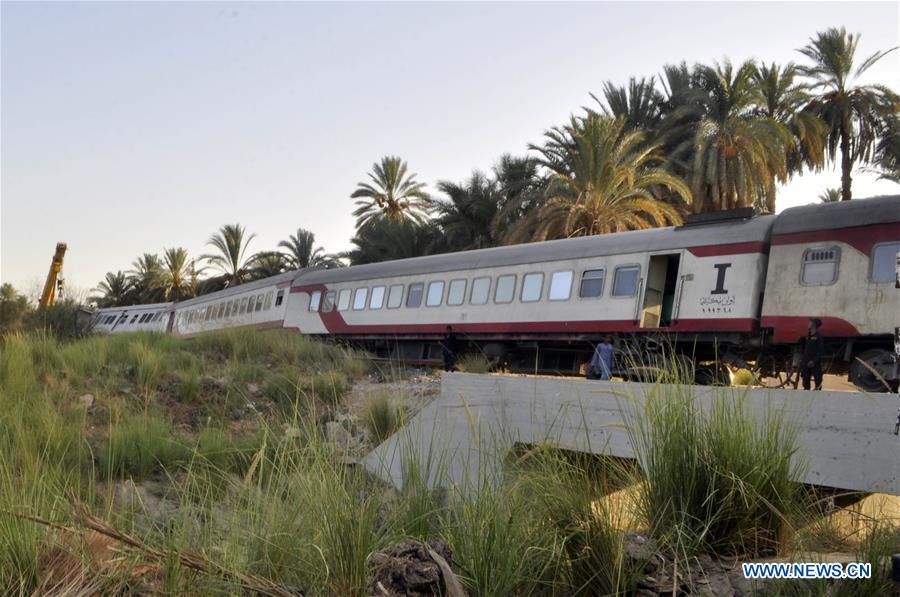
[515,113,690,241]
[752,62,827,211]
[351,156,432,228]
[690,60,794,212]
[435,172,503,251]
[596,76,664,132]
[127,253,164,303]
[247,251,289,280]
[871,115,900,183]
[201,223,256,286]
[156,248,195,301]
[92,271,133,307]
[278,228,343,269]
[798,27,899,201]
[818,187,841,203]
[345,218,444,265]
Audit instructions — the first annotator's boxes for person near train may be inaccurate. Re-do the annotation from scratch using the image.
[587,335,615,380]
[441,325,458,372]
[801,318,824,391]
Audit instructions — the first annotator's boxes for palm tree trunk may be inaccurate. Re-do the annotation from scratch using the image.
[840,114,853,201]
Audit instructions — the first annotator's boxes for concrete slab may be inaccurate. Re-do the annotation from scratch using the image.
[362,373,900,495]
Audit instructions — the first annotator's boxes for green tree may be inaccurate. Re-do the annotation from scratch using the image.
[752,62,827,210]
[278,228,343,269]
[157,248,195,301]
[871,115,900,183]
[247,251,289,280]
[0,283,33,334]
[515,113,690,241]
[92,271,133,307]
[127,253,164,303]
[436,172,503,251]
[201,223,257,286]
[597,76,664,132]
[690,60,794,212]
[799,27,898,200]
[351,156,431,229]
[818,187,841,203]
[345,218,444,265]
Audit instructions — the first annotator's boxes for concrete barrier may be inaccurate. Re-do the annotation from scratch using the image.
[362,373,900,495]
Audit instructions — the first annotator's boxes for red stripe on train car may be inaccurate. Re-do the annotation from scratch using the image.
[686,241,768,257]
[770,222,900,255]
[761,316,861,344]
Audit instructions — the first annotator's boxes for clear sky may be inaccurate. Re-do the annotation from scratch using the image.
[2,1,898,299]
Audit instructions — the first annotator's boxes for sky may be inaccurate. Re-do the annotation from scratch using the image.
[2,1,898,300]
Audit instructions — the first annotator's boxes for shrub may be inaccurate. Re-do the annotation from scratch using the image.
[630,387,802,557]
[457,353,491,374]
[363,391,401,445]
[731,368,755,386]
[101,413,188,480]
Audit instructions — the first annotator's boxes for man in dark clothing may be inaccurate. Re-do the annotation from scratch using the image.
[441,325,458,372]
[801,318,824,390]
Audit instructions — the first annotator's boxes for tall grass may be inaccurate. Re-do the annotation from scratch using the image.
[363,390,402,444]
[101,412,189,480]
[631,385,803,557]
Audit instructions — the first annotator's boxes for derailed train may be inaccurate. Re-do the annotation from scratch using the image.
[91,196,900,391]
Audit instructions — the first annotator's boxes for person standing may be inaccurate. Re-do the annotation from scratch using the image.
[587,335,615,380]
[801,318,824,390]
[441,325,458,372]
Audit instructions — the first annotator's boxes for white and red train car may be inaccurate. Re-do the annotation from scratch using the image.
[91,196,900,389]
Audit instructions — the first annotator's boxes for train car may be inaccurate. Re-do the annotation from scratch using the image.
[90,302,174,334]
[760,195,900,390]
[285,209,776,373]
[170,270,299,336]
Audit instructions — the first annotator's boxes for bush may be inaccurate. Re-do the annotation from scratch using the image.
[631,387,802,557]
[457,353,491,374]
[101,413,188,480]
[363,391,401,444]
[731,368,755,386]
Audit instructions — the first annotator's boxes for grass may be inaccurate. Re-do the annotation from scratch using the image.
[363,390,402,444]
[457,352,491,374]
[630,384,803,558]
[1,329,895,595]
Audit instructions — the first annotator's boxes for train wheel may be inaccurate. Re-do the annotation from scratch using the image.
[850,349,896,393]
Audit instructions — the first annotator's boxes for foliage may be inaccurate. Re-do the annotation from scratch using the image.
[157,247,197,301]
[278,227,344,269]
[246,251,289,280]
[818,187,842,203]
[0,283,32,334]
[351,156,432,229]
[201,223,257,286]
[514,113,690,240]
[799,27,899,200]
[362,390,401,444]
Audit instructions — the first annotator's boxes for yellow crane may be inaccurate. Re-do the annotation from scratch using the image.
[38,242,67,310]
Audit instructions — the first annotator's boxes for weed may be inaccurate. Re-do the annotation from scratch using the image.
[363,391,401,444]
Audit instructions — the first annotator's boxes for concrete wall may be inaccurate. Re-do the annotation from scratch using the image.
[363,373,900,495]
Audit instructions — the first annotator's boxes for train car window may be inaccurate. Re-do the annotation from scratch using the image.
[801,247,840,286]
[322,291,336,312]
[520,273,544,302]
[494,274,516,304]
[224,301,233,318]
[275,290,285,307]
[247,296,257,313]
[131,314,140,324]
[240,297,249,314]
[309,291,322,312]
[578,269,605,298]
[118,314,129,324]
[218,303,226,319]
[387,285,404,309]
[447,279,466,306]
[870,242,900,283]
[407,283,424,308]
[426,281,445,307]
[353,287,368,310]
[255,294,264,312]
[612,266,640,297]
[470,277,491,305]
[264,292,273,310]
[548,271,574,301]
[337,289,351,311]
[369,286,386,309]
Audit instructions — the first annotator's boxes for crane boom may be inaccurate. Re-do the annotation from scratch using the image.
[38,242,67,310]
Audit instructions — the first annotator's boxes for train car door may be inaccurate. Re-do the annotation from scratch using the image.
[640,254,681,328]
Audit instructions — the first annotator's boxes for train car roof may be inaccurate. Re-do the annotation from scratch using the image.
[295,213,777,285]
[96,302,173,313]
[172,269,303,309]
[773,195,900,235]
